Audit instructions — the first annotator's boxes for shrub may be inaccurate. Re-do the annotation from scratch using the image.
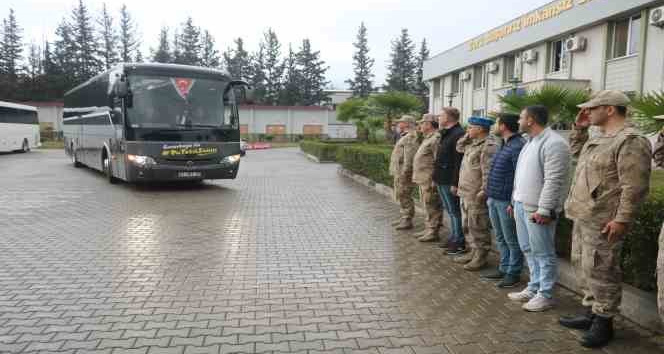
[620,187,664,291]
[336,145,393,187]
[299,141,344,162]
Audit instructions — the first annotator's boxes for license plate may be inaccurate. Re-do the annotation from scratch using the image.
[177,171,202,178]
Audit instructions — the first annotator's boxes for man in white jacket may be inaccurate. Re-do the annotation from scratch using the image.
[507,105,571,312]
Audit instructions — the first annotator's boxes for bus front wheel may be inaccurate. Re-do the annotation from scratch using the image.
[103,152,119,184]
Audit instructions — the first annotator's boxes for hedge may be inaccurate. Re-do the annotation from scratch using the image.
[336,145,394,187]
[299,141,346,162]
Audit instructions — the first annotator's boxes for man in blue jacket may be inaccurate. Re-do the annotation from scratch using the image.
[482,113,526,288]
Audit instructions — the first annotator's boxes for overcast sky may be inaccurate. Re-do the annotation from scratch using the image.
[6,0,551,89]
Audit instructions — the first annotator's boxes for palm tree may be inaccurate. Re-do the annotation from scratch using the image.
[498,85,590,129]
[630,91,664,134]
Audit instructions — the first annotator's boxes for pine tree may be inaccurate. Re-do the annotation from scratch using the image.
[346,22,374,98]
[279,44,303,106]
[119,4,139,62]
[25,42,42,79]
[42,41,57,75]
[135,49,143,62]
[262,29,284,105]
[297,39,329,106]
[200,30,219,68]
[0,9,23,82]
[53,18,78,94]
[53,19,75,76]
[414,38,429,102]
[222,37,250,81]
[178,17,201,65]
[151,26,172,63]
[97,3,118,69]
[385,28,416,93]
[248,44,266,103]
[71,0,102,81]
[172,29,182,64]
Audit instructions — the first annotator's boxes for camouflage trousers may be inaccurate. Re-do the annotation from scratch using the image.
[658,223,664,323]
[417,182,442,232]
[394,176,415,222]
[570,222,595,307]
[579,222,624,317]
[461,198,491,251]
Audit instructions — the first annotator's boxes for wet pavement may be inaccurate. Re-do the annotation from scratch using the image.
[0,148,662,354]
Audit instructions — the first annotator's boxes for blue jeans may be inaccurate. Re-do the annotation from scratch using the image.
[513,201,558,299]
[437,185,464,245]
[487,198,523,277]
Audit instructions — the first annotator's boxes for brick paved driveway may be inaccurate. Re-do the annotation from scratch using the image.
[0,148,662,354]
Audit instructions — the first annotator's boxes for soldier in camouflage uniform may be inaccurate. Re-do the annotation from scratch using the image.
[560,91,652,348]
[654,118,664,325]
[412,114,442,242]
[453,117,497,271]
[389,115,421,230]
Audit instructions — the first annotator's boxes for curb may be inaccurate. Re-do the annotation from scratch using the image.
[337,166,663,333]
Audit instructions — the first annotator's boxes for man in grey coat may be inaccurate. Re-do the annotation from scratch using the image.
[507,105,571,312]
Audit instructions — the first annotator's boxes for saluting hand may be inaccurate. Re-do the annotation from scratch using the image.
[575,109,591,129]
[602,220,627,243]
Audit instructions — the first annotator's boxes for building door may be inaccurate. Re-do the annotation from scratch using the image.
[302,124,323,136]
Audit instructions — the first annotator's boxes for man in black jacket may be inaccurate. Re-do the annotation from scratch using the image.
[433,107,466,254]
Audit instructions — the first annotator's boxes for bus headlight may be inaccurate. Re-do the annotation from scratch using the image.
[221,154,241,164]
[127,154,156,166]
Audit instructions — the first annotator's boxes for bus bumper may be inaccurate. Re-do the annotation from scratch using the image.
[126,162,240,182]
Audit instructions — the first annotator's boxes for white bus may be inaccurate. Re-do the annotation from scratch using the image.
[0,101,40,153]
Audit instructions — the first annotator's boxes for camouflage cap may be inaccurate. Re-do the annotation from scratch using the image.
[417,113,437,123]
[578,90,631,108]
[395,115,417,124]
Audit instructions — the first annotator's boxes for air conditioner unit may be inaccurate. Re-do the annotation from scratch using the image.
[487,62,499,74]
[460,71,472,81]
[522,49,538,64]
[650,6,664,27]
[565,36,587,52]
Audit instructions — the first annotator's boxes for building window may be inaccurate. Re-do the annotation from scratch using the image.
[503,54,518,84]
[473,65,485,89]
[549,39,566,73]
[451,72,460,93]
[471,109,485,117]
[610,15,641,59]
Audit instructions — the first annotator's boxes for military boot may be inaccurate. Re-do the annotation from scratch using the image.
[580,315,614,348]
[395,219,414,230]
[559,307,594,330]
[463,249,488,271]
[453,249,475,264]
[417,230,439,242]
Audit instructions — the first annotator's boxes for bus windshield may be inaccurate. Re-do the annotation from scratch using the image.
[126,75,233,129]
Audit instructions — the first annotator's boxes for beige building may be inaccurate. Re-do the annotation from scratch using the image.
[424,0,664,120]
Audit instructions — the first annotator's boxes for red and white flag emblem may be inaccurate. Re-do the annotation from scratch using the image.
[171,78,195,99]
